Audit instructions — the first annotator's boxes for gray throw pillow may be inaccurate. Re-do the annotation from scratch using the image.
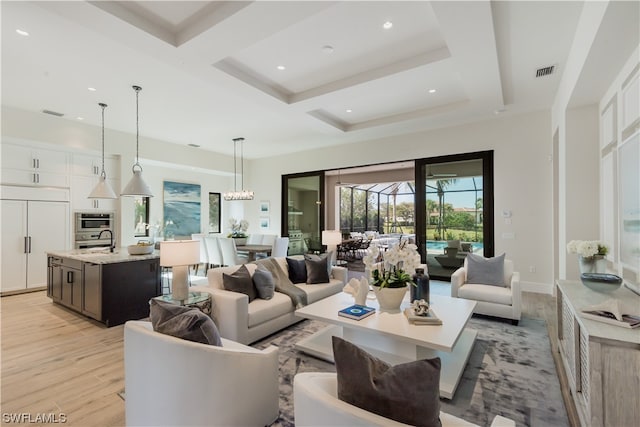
[332,336,441,427]
[252,265,275,299]
[286,257,307,284]
[149,299,222,346]
[466,252,506,286]
[305,252,333,278]
[222,264,257,301]
[304,254,330,284]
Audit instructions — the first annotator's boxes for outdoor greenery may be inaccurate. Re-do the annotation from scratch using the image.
[340,180,483,243]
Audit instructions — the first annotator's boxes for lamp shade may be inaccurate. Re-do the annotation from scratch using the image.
[322,230,342,246]
[88,175,117,199]
[121,169,153,197]
[160,240,200,267]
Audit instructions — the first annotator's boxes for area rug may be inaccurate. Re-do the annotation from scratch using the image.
[253,315,568,427]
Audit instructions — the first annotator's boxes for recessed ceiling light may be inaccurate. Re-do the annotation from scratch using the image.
[277,65,286,71]
[383,21,393,30]
[88,87,96,92]
[188,143,200,148]
[346,109,353,113]
[16,29,29,36]
[76,117,84,121]
[322,45,334,54]
[428,89,437,93]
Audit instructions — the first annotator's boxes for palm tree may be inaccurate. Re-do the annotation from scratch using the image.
[434,178,456,240]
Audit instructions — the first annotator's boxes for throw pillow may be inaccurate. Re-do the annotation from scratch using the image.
[466,252,506,286]
[222,264,257,301]
[149,299,222,346]
[252,265,275,300]
[332,336,441,427]
[304,254,329,285]
[286,257,307,284]
[304,252,333,278]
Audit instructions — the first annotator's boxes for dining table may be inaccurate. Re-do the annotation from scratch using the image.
[235,244,272,262]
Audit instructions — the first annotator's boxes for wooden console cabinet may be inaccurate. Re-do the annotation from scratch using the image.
[556,280,640,426]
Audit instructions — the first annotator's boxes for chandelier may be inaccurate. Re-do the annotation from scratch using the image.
[223,137,254,201]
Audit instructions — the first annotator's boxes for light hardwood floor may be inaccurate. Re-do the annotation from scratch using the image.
[1,289,578,427]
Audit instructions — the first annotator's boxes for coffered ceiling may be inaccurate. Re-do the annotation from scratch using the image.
[1,1,637,158]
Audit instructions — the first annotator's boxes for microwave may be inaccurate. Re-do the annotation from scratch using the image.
[75,212,115,233]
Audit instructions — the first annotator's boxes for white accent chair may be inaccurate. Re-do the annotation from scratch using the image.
[271,237,289,257]
[293,372,515,427]
[451,258,521,325]
[124,321,279,427]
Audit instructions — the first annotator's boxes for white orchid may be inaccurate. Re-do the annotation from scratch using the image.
[364,241,421,288]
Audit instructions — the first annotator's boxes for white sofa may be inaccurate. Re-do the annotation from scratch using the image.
[191,257,347,344]
[294,372,516,427]
[450,258,521,325]
[124,321,279,427]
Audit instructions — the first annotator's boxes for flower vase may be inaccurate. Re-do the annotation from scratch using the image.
[372,285,407,312]
[232,237,247,246]
[578,255,606,274]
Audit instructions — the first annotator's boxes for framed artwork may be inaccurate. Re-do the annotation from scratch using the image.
[260,217,270,230]
[259,201,270,215]
[209,192,221,233]
[163,181,201,237]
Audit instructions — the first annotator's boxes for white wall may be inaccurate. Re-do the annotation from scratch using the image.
[248,110,554,293]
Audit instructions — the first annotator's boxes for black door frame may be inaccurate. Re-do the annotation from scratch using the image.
[281,170,326,238]
[415,151,494,279]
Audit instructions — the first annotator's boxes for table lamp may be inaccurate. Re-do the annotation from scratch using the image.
[160,240,199,301]
[322,230,342,266]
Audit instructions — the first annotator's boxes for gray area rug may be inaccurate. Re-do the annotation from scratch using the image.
[253,314,568,427]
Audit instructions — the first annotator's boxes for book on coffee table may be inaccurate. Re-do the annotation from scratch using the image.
[404,307,442,325]
[338,304,375,320]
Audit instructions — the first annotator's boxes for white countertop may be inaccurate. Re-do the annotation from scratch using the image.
[48,248,159,264]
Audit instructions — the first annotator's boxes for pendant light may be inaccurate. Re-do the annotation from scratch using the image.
[88,102,117,199]
[121,85,153,197]
[223,137,254,201]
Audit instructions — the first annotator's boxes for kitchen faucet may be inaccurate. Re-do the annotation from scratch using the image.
[98,229,115,253]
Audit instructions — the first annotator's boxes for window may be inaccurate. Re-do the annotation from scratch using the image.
[134,197,150,237]
[209,192,221,233]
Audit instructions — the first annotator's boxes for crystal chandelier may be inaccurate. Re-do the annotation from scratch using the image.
[223,137,254,201]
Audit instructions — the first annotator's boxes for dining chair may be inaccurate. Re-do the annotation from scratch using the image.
[271,237,289,258]
[261,234,277,247]
[204,236,223,269]
[218,237,244,267]
[191,233,209,275]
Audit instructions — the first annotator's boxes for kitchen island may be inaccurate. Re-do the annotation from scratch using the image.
[47,249,161,327]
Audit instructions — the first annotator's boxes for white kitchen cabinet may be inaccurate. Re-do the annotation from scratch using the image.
[71,175,119,211]
[1,199,70,292]
[1,143,69,187]
[72,153,118,178]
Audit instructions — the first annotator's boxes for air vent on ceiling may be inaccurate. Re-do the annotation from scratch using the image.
[535,65,555,78]
[42,109,64,117]
[188,143,200,148]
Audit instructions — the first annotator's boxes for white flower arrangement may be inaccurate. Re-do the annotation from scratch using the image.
[363,241,422,288]
[566,240,608,258]
[228,218,249,238]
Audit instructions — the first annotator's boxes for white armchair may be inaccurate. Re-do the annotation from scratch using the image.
[294,372,515,427]
[451,258,521,325]
[124,321,279,427]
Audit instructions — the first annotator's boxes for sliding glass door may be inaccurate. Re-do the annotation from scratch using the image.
[415,151,494,280]
[281,171,325,255]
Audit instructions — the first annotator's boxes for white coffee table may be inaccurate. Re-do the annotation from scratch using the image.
[294,292,477,399]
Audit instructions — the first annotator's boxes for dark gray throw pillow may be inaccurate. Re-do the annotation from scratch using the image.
[149,299,222,346]
[286,257,307,284]
[304,255,330,284]
[222,264,257,301]
[252,265,275,299]
[304,252,333,278]
[466,252,505,286]
[332,336,441,427]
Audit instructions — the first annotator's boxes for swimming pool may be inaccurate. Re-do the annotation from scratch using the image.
[426,240,483,253]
